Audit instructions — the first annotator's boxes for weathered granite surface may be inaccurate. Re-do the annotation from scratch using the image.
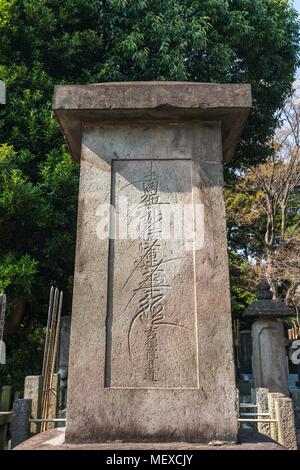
[11,399,31,448]
[275,397,298,450]
[14,428,286,450]
[53,82,252,444]
[24,375,43,434]
[244,282,291,395]
[108,159,196,388]
[256,388,271,437]
[53,81,251,163]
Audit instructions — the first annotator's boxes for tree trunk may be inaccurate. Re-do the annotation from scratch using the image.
[280,202,287,239]
[4,297,26,336]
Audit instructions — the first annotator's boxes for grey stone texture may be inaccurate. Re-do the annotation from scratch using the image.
[53,81,251,163]
[268,392,285,442]
[108,159,196,388]
[252,320,289,395]
[275,397,297,450]
[11,399,31,448]
[244,282,291,395]
[256,388,271,437]
[53,82,252,444]
[14,427,286,451]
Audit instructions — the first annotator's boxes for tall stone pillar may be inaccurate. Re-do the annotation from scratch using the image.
[24,375,43,433]
[53,82,252,444]
[244,281,293,395]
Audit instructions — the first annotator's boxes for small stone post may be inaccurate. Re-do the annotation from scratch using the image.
[275,397,297,450]
[11,399,31,448]
[243,281,293,395]
[268,392,285,441]
[256,388,271,437]
[24,375,43,433]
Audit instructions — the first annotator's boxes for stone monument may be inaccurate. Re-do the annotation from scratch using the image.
[53,82,252,444]
[244,281,293,395]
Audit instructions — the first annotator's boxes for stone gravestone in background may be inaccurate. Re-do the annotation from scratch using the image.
[244,281,293,395]
[53,82,252,444]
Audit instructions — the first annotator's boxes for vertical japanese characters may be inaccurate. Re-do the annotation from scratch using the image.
[131,164,170,382]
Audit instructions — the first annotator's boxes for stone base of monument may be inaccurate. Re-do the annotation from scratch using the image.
[14,428,286,450]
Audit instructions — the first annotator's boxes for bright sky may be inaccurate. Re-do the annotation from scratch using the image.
[294,0,300,13]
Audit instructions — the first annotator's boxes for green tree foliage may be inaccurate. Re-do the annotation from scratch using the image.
[0,0,299,389]
[229,251,256,316]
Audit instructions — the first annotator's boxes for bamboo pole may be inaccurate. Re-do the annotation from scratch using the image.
[43,288,59,429]
[41,288,59,432]
[46,291,63,430]
[42,287,54,377]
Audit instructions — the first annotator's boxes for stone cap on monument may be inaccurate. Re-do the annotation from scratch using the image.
[52,81,252,163]
[51,79,253,444]
[243,281,294,319]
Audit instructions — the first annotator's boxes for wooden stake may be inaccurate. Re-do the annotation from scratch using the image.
[42,286,54,377]
[41,288,60,432]
[46,291,63,430]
